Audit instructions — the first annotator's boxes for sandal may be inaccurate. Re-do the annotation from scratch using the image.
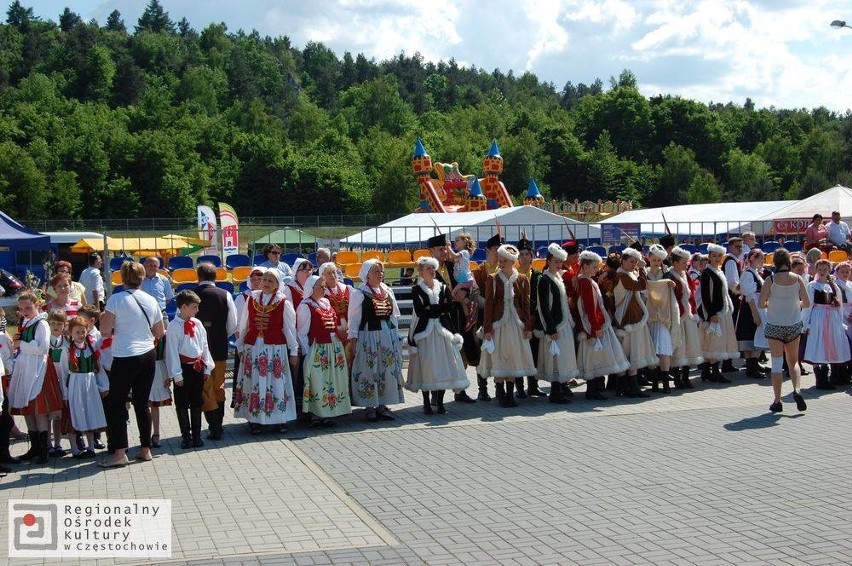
[150,434,161,448]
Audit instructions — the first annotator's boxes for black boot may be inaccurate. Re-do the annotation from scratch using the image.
[0,446,20,465]
[615,374,627,396]
[18,432,39,461]
[650,367,660,393]
[191,407,204,447]
[205,409,221,441]
[637,368,650,386]
[503,381,518,407]
[585,377,608,400]
[815,365,836,390]
[422,391,433,415]
[215,401,226,438]
[527,376,546,397]
[477,376,491,401]
[606,374,618,391]
[515,377,528,399]
[745,357,761,378]
[681,366,693,389]
[710,362,732,383]
[36,431,49,465]
[829,364,846,386]
[549,381,569,404]
[495,381,508,407]
[699,362,711,382]
[435,390,446,414]
[626,374,650,398]
[660,370,671,394]
[721,359,737,373]
[176,408,191,449]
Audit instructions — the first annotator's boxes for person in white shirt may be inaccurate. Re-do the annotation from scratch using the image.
[78,253,105,309]
[826,211,852,253]
[165,290,214,449]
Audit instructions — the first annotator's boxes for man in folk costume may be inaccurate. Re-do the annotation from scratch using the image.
[426,234,477,404]
[721,237,744,373]
[479,244,536,408]
[699,243,740,382]
[517,235,546,398]
[537,243,581,403]
[612,247,657,397]
[659,233,676,268]
[472,233,504,401]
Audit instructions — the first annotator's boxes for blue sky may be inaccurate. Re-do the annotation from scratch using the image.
[29,0,852,112]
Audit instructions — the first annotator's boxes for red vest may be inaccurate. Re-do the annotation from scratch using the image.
[243,295,287,346]
[307,303,338,345]
[288,284,304,310]
[326,284,350,322]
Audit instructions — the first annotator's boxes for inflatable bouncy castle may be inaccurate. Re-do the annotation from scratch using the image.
[412,139,514,213]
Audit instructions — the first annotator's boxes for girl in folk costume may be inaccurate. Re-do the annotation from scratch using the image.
[232,266,265,408]
[833,261,852,385]
[645,245,680,394]
[667,247,704,389]
[576,250,629,399]
[347,259,404,421]
[45,310,73,458]
[803,259,851,390]
[283,258,314,420]
[8,292,61,464]
[320,262,353,364]
[699,244,740,383]
[148,333,171,448]
[479,244,537,408]
[235,270,299,435]
[536,243,580,404]
[57,317,108,459]
[405,257,469,415]
[736,249,770,379]
[613,248,657,397]
[297,275,352,426]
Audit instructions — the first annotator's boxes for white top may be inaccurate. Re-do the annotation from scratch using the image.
[78,266,104,304]
[453,250,472,284]
[105,289,163,357]
[164,316,215,380]
[765,274,806,327]
[723,254,740,288]
[827,220,851,246]
[347,284,400,340]
[0,332,13,375]
[739,267,763,305]
[234,289,252,337]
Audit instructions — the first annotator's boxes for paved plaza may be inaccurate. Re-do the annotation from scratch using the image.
[3,364,852,566]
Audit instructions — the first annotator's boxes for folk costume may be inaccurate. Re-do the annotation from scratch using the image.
[284,258,312,420]
[667,247,704,388]
[536,247,580,404]
[478,245,536,407]
[803,277,850,388]
[235,281,299,429]
[518,236,546,398]
[645,245,682,393]
[470,233,503,400]
[166,315,215,447]
[736,265,770,378]
[232,266,265,407]
[613,249,657,396]
[405,258,469,414]
[57,340,108,435]
[699,244,740,382]
[149,336,172,407]
[297,276,352,422]
[347,259,404,412]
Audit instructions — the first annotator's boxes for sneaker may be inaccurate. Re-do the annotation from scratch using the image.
[793,392,807,412]
[769,401,782,413]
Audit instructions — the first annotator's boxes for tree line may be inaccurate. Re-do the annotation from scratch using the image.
[1,0,850,222]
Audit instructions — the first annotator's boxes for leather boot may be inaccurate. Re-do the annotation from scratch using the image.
[585,377,608,401]
[216,401,226,437]
[549,381,569,404]
[829,364,846,386]
[191,407,204,447]
[503,380,518,407]
[434,390,446,414]
[204,410,220,440]
[626,374,649,398]
[527,376,546,397]
[606,375,618,391]
[19,432,39,461]
[515,377,528,398]
[721,359,737,373]
[0,446,20,465]
[710,362,732,383]
[494,381,506,405]
[477,376,491,401]
[815,365,836,390]
[176,408,192,449]
[615,374,627,396]
[745,357,761,378]
[422,391,433,415]
[650,367,660,393]
[637,368,650,386]
[660,370,671,394]
[36,431,49,465]
[681,366,693,389]
[699,362,711,382]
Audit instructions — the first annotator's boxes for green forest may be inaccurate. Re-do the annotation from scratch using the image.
[1,0,851,222]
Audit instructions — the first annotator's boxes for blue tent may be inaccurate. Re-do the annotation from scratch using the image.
[0,211,49,251]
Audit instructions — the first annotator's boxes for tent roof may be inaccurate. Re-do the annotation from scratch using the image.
[602,200,795,236]
[755,185,852,221]
[341,206,601,247]
[71,235,195,255]
[0,211,49,251]
[254,228,318,245]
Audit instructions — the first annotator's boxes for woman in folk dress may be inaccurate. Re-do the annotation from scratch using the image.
[405,257,469,415]
[613,248,657,397]
[803,259,851,390]
[320,262,353,366]
[667,247,703,389]
[347,259,404,422]
[736,249,770,379]
[645,244,679,394]
[699,244,740,383]
[297,275,352,426]
[235,270,299,435]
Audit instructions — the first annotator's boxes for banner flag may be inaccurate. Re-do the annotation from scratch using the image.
[218,202,239,257]
[197,205,218,256]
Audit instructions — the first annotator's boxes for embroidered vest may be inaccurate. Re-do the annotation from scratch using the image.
[307,304,338,345]
[358,289,394,332]
[154,335,166,361]
[244,295,287,346]
[327,286,350,321]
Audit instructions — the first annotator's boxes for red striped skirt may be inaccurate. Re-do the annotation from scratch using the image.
[11,362,64,416]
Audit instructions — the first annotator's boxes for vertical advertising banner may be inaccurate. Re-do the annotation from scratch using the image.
[197,205,218,256]
[218,202,239,257]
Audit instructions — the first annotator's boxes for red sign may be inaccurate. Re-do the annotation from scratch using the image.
[773,219,810,234]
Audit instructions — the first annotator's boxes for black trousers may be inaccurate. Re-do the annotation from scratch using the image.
[173,364,204,409]
[105,350,156,450]
[0,384,12,450]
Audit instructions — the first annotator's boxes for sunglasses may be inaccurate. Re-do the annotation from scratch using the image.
[269,251,281,255]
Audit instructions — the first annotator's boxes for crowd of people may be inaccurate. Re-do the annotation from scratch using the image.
[0,228,849,475]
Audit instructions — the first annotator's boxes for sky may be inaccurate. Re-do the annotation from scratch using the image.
[29,0,852,112]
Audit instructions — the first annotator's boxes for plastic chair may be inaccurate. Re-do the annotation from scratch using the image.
[175,283,197,293]
[343,277,354,287]
[698,243,710,254]
[109,256,131,271]
[252,254,266,266]
[360,250,385,262]
[532,259,547,271]
[536,246,549,258]
[782,241,802,252]
[157,269,171,280]
[110,271,123,285]
[225,254,251,269]
[336,251,359,265]
[171,268,198,284]
[239,281,250,293]
[307,252,318,265]
[231,266,252,282]
[764,253,774,267]
[165,298,177,321]
[197,254,221,267]
[167,256,193,271]
[412,249,431,261]
[678,244,697,253]
[215,281,235,294]
[344,263,362,280]
[215,267,229,281]
[282,252,303,266]
[828,250,848,264]
[112,285,124,294]
[386,249,413,268]
[820,251,828,260]
[760,241,781,253]
[471,248,487,262]
[468,261,479,271]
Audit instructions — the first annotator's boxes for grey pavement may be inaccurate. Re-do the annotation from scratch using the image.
[2,363,852,566]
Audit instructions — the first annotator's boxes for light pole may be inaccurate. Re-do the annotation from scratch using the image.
[831,19,852,30]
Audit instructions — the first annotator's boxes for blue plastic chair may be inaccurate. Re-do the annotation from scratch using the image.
[699,243,710,254]
[587,245,607,256]
[678,244,697,253]
[165,298,177,321]
[760,241,781,253]
[282,252,303,266]
[343,278,355,287]
[253,254,266,266]
[109,256,130,271]
[781,241,802,252]
[167,256,193,271]
[239,281,250,293]
[197,254,221,267]
[610,244,626,253]
[175,282,197,293]
[225,254,251,269]
[112,285,124,294]
[307,252,318,265]
[535,246,549,258]
[215,281,235,294]
[471,248,487,262]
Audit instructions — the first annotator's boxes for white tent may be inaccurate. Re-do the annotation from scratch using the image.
[755,185,852,222]
[601,200,795,239]
[340,206,601,248]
